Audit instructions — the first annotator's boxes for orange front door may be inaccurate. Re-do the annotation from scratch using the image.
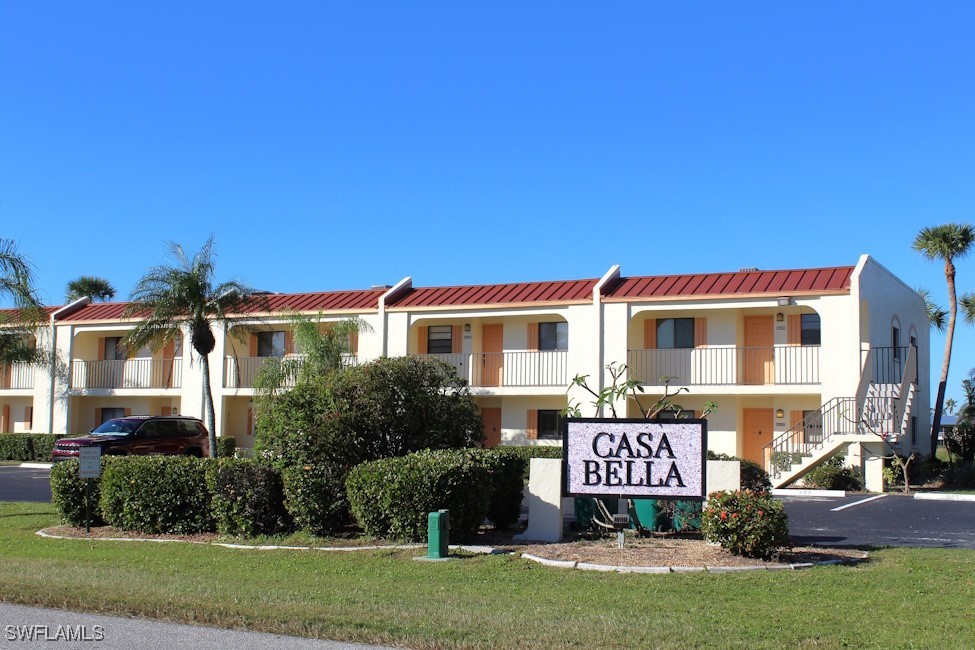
[481,324,503,387]
[743,316,774,385]
[481,407,502,447]
[742,408,774,465]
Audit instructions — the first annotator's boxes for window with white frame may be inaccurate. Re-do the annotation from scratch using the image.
[427,325,453,354]
[538,322,568,351]
[656,318,694,349]
[800,314,821,346]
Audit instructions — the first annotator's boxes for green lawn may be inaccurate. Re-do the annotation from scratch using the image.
[2,502,974,649]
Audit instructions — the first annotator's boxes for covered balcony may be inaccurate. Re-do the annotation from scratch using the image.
[70,358,182,390]
[410,318,569,389]
[224,353,357,389]
[628,310,822,388]
[0,363,35,390]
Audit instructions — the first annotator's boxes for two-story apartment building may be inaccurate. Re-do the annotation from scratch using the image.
[0,254,928,489]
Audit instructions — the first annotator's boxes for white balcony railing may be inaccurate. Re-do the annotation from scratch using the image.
[0,363,35,389]
[224,354,357,389]
[627,346,820,387]
[71,358,182,390]
[416,351,568,388]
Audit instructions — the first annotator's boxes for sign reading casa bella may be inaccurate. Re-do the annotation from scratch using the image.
[563,418,707,500]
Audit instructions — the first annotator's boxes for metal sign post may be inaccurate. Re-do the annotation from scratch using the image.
[78,448,102,535]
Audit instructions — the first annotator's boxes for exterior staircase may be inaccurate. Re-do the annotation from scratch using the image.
[765,345,917,488]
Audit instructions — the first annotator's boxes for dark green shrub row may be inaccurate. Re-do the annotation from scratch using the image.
[282,463,350,536]
[804,455,864,491]
[215,436,236,459]
[99,456,214,534]
[208,459,290,536]
[490,445,563,481]
[50,458,114,527]
[701,490,790,559]
[942,461,975,488]
[0,433,64,461]
[346,449,491,542]
[707,451,772,493]
[480,448,527,529]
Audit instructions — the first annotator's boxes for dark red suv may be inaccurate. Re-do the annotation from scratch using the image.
[51,415,210,462]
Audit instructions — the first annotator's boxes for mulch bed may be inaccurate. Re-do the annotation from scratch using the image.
[41,524,866,568]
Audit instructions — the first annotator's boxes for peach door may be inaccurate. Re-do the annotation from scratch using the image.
[743,316,774,385]
[742,408,774,466]
[482,324,503,387]
[481,407,502,448]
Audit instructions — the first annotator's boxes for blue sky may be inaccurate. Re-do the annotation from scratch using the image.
[2,2,974,404]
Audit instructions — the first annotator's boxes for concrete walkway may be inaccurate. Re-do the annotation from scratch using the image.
[0,603,397,649]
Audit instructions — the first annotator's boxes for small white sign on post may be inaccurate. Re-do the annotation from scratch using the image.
[78,447,102,479]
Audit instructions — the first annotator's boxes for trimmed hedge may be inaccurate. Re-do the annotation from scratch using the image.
[282,463,351,536]
[0,433,65,461]
[50,458,112,527]
[804,455,864,491]
[702,490,790,559]
[480,448,526,529]
[493,445,564,481]
[346,449,491,542]
[100,456,214,534]
[207,459,290,536]
[215,436,236,459]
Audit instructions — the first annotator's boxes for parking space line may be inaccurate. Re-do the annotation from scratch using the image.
[830,494,887,512]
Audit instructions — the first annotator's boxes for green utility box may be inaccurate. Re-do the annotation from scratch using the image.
[427,509,450,559]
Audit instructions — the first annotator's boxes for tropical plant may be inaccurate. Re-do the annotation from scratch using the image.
[123,237,264,456]
[916,287,947,333]
[913,222,975,453]
[65,275,116,302]
[0,239,45,365]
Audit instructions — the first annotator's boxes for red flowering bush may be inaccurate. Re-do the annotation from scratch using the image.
[701,490,790,559]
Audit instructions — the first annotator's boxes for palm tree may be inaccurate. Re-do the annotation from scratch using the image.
[123,237,263,457]
[944,398,958,416]
[66,275,116,302]
[916,288,947,332]
[913,222,975,453]
[0,239,44,364]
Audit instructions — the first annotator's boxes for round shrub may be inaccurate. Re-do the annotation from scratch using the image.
[479,448,527,529]
[282,463,351,536]
[50,459,112,527]
[100,456,214,534]
[346,449,491,542]
[804,456,864,491]
[708,451,772,493]
[701,490,790,559]
[208,459,291,536]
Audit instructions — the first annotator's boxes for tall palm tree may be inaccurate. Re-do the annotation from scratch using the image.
[66,275,117,302]
[123,237,262,457]
[0,239,44,364]
[913,222,975,453]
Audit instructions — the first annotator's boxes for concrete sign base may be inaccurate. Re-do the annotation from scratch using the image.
[514,458,563,543]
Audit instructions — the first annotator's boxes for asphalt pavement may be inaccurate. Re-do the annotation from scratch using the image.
[0,466,52,502]
[0,603,396,650]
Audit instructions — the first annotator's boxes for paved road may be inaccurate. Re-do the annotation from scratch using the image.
[780,493,975,549]
[0,603,395,649]
[0,467,52,502]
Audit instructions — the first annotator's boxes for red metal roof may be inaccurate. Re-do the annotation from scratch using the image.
[388,279,598,309]
[57,289,384,322]
[605,266,855,301]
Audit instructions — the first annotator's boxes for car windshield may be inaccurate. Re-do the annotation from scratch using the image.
[91,418,140,435]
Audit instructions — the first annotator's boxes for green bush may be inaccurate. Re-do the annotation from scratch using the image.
[282,463,351,536]
[493,445,564,481]
[479,448,527,529]
[707,451,772,493]
[100,456,214,534]
[701,490,790,559]
[942,461,975,488]
[256,356,484,468]
[215,436,236,459]
[346,449,491,542]
[804,455,864,491]
[945,422,975,462]
[0,434,30,461]
[50,459,111,527]
[207,459,290,536]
